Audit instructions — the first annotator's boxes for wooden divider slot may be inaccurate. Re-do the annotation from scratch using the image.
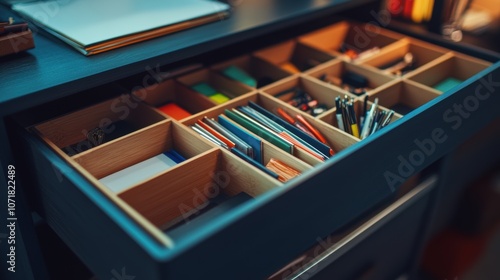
[118,148,221,227]
[217,150,283,197]
[132,79,217,119]
[72,120,214,182]
[368,80,441,115]
[261,74,355,116]
[361,38,450,76]
[176,68,254,100]
[211,55,292,89]
[253,40,335,74]
[305,60,396,95]
[407,53,492,93]
[35,98,167,150]
[298,21,404,58]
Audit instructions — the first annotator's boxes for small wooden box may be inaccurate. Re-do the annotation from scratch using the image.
[0,30,34,56]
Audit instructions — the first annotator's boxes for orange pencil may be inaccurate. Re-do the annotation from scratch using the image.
[295,115,328,144]
[196,119,235,149]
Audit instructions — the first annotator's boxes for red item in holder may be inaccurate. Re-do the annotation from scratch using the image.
[158,103,191,120]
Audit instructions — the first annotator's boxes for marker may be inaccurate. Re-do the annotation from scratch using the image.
[341,99,351,134]
[360,95,368,131]
[370,110,385,135]
[334,97,345,131]
[276,108,315,138]
[347,102,360,138]
[380,110,395,129]
[361,98,378,139]
[296,115,328,144]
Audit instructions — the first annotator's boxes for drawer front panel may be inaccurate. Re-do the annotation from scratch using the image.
[306,180,434,280]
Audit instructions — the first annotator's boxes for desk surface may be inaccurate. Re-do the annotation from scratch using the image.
[0,0,373,115]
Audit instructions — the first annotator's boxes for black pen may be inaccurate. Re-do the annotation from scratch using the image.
[341,99,351,134]
[370,110,385,135]
[334,97,345,131]
[361,95,368,130]
[363,95,368,118]
[380,110,395,129]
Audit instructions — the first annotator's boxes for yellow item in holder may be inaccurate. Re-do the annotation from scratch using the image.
[209,93,230,104]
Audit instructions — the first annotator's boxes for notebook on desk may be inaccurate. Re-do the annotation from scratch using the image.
[12,0,230,56]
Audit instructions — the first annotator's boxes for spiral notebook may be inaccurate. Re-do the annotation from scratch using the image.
[12,0,230,56]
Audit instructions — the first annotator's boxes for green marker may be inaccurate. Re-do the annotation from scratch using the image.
[433,77,463,92]
[223,65,257,88]
[192,82,218,96]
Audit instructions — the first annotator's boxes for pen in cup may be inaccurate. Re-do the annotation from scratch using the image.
[335,97,345,132]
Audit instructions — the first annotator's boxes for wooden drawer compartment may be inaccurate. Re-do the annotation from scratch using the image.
[368,80,441,115]
[361,37,450,76]
[211,55,292,89]
[298,21,404,61]
[253,40,336,74]
[131,79,220,121]
[176,68,254,102]
[407,52,492,93]
[305,59,396,96]
[34,98,167,156]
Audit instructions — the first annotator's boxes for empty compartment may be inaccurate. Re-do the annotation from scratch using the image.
[34,97,167,156]
[131,79,218,121]
[408,53,492,93]
[368,81,441,115]
[319,99,402,140]
[177,68,254,105]
[362,38,450,76]
[211,55,292,88]
[307,60,395,96]
[253,40,335,74]
[298,21,403,61]
[261,75,352,117]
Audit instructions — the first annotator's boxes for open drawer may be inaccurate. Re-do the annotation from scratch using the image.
[12,20,500,280]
